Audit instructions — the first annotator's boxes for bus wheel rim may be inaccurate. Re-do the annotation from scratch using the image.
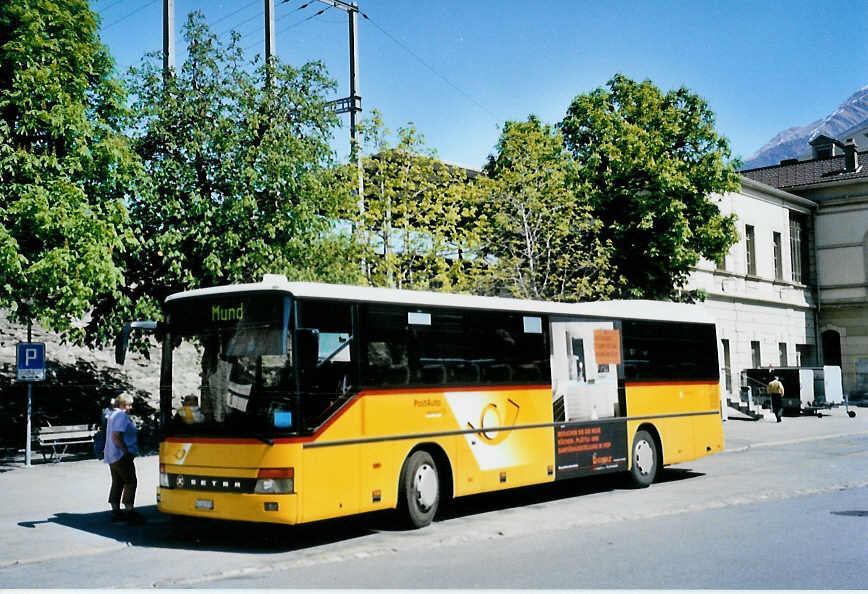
[414,463,437,510]
[635,440,653,475]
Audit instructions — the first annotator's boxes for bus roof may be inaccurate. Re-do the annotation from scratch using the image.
[165,274,715,325]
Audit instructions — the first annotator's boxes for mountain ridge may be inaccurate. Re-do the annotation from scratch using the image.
[743,85,868,170]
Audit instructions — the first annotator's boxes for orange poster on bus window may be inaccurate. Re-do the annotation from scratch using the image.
[594,329,621,365]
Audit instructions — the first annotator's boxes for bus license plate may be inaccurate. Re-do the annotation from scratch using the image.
[195,499,214,510]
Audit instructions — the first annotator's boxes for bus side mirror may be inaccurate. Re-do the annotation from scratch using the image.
[296,328,320,373]
[115,321,161,365]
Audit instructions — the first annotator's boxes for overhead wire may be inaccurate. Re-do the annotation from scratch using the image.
[243,3,330,55]
[102,0,159,31]
[232,0,303,44]
[233,1,499,126]
[219,10,263,39]
[98,0,127,14]
[359,11,500,124]
[209,0,260,29]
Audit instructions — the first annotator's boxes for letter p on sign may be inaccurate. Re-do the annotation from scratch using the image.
[17,343,46,382]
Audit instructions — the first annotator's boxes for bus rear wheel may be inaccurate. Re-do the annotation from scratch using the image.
[630,429,658,488]
[399,450,440,528]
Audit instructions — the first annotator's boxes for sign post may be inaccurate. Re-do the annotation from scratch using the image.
[17,342,45,467]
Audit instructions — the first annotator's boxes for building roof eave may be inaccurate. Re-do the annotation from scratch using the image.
[740,176,817,209]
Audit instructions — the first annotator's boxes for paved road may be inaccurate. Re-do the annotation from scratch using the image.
[0,408,865,588]
[202,484,868,589]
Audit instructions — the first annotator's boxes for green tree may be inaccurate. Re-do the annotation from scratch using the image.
[352,111,485,291]
[559,74,740,300]
[482,116,616,301]
[0,0,136,336]
[85,12,355,346]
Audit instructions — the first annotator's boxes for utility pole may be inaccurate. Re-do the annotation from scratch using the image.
[163,0,174,79]
[318,1,365,274]
[264,0,275,85]
[25,321,31,467]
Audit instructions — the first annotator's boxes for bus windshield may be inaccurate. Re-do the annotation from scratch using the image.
[165,294,297,438]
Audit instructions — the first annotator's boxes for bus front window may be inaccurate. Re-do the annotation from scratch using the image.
[166,295,297,437]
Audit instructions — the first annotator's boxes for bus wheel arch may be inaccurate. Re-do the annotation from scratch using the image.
[629,424,662,488]
[397,443,453,528]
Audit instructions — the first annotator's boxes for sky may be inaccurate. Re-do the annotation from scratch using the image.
[92,0,868,170]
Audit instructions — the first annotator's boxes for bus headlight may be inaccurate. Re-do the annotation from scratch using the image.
[160,463,170,488]
[255,467,294,494]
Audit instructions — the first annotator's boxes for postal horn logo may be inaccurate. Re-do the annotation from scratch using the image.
[466,399,520,446]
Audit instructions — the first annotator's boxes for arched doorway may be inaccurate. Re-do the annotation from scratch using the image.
[822,330,842,367]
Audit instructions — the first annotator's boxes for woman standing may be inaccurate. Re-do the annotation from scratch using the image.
[104,393,144,523]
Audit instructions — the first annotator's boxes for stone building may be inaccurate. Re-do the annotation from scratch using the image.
[689,136,868,401]
[686,177,818,404]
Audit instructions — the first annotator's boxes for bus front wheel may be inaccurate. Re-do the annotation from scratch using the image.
[399,450,440,528]
[630,429,658,488]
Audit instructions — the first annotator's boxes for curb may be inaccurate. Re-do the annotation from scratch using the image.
[724,429,868,453]
[0,542,129,569]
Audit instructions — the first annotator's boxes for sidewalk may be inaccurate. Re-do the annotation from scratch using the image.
[723,404,868,452]
[0,406,866,569]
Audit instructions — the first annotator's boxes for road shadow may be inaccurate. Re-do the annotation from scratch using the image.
[15,468,705,552]
[830,510,868,517]
[655,467,705,484]
[430,467,704,526]
[17,505,383,555]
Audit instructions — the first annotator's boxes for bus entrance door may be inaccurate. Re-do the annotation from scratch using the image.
[550,319,627,479]
[550,320,620,422]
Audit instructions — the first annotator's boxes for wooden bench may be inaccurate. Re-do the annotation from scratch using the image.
[34,424,99,463]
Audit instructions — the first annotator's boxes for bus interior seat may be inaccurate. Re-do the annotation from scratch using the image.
[484,363,513,382]
[368,341,410,386]
[421,363,447,384]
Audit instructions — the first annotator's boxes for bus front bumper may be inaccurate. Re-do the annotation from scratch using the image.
[157,487,299,524]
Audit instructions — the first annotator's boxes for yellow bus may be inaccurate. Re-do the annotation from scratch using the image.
[116,274,724,528]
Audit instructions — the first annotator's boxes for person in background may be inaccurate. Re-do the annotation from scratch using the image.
[102,398,116,429]
[94,397,116,460]
[767,375,785,423]
[103,393,144,523]
[177,395,205,424]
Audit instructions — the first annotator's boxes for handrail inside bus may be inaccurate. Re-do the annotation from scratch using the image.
[115,320,161,365]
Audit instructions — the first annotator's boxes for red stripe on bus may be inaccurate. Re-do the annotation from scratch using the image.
[624,380,719,387]
[359,384,550,396]
[163,384,550,446]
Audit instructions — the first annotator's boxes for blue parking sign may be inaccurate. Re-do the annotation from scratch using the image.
[16,343,46,382]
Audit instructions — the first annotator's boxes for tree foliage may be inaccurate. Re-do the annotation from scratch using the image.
[351,111,485,291]
[0,0,136,336]
[481,116,616,301]
[84,12,356,346]
[559,74,741,300]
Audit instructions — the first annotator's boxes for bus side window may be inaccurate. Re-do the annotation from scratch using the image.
[367,340,410,386]
[621,321,718,382]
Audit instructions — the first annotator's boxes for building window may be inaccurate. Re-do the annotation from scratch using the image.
[796,344,817,367]
[790,214,808,284]
[745,225,756,276]
[721,339,732,393]
[779,342,788,366]
[773,232,783,281]
[751,340,761,368]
